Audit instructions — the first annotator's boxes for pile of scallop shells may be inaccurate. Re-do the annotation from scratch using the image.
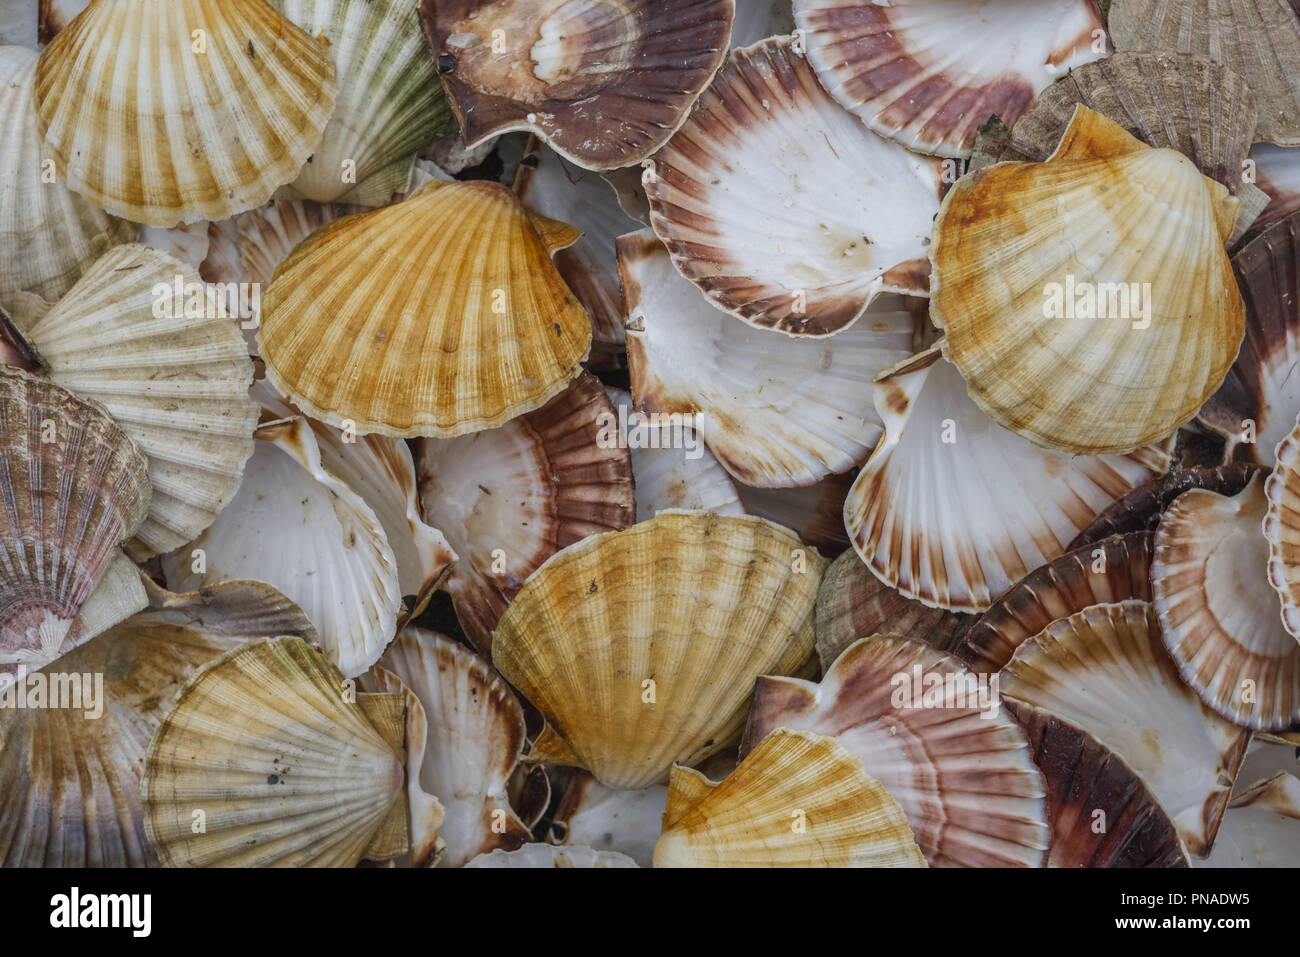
[3,0,1300,868]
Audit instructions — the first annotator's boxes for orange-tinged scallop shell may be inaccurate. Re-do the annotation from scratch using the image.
[258,180,592,438]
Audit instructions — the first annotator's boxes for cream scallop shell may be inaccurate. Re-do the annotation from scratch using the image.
[492,511,826,790]
[33,0,338,226]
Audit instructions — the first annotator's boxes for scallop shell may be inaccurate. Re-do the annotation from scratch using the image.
[1250,143,1300,239]
[415,372,634,655]
[419,0,733,171]
[1198,771,1300,867]
[645,37,942,337]
[0,45,135,307]
[735,473,854,558]
[1109,0,1300,147]
[933,106,1245,455]
[1200,212,1300,465]
[273,0,454,205]
[465,845,638,868]
[1006,700,1189,868]
[492,511,826,789]
[514,139,643,370]
[623,229,913,487]
[255,379,456,624]
[999,600,1250,856]
[1068,464,1263,549]
[968,52,1260,196]
[548,771,668,867]
[33,0,338,226]
[38,1,86,45]
[1264,418,1300,638]
[1152,477,1300,730]
[654,729,925,867]
[142,636,409,867]
[258,180,592,437]
[793,0,1105,158]
[844,349,1172,613]
[604,387,744,522]
[374,628,532,868]
[0,367,150,668]
[0,579,315,867]
[743,636,1050,867]
[957,533,1155,675]
[815,550,971,672]
[161,417,401,679]
[13,244,258,558]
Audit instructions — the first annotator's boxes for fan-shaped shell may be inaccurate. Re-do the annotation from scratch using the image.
[743,636,1050,867]
[1109,0,1300,147]
[258,180,592,437]
[1200,212,1300,465]
[0,367,150,668]
[815,550,970,672]
[33,0,338,226]
[957,533,1155,674]
[419,0,733,171]
[1264,418,1300,637]
[654,729,925,867]
[14,244,258,557]
[793,0,1105,158]
[645,37,942,336]
[0,579,315,867]
[492,511,826,790]
[1007,700,1189,868]
[374,628,532,868]
[845,349,1172,612]
[142,636,409,867]
[623,229,913,487]
[932,106,1245,454]
[416,372,634,655]
[273,0,454,205]
[161,417,400,679]
[999,600,1250,856]
[1152,477,1300,730]
[0,45,135,307]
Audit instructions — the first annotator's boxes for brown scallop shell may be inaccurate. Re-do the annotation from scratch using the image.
[419,0,733,170]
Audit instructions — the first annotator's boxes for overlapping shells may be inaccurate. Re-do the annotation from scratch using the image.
[5,0,1300,874]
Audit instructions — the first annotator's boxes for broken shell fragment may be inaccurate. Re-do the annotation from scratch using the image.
[932,106,1245,455]
[492,511,826,789]
[33,0,338,226]
[844,349,1171,612]
[418,0,733,171]
[793,0,1105,158]
[1109,0,1300,147]
[743,636,1051,867]
[1264,417,1300,637]
[0,45,135,307]
[815,550,971,672]
[273,0,455,205]
[1197,771,1300,867]
[645,37,943,336]
[416,372,634,655]
[142,637,410,867]
[654,729,926,867]
[161,417,401,679]
[1007,700,1189,868]
[1152,477,1300,730]
[623,230,913,487]
[0,579,315,867]
[1250,143,1300,238]
[375,628,532,868]
[12,244,259,558]
[999,601,1250,856]
[1200,211,1300,465]
[548,771,668,867]
[258,180,592,437]
[957,533,1155,674]
[0,367,150,669]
